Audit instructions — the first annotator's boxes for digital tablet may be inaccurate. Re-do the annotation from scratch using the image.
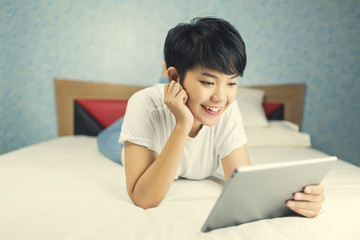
[201,156,337,232]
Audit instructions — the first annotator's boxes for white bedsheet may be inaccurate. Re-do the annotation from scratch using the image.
[1,136,359,240]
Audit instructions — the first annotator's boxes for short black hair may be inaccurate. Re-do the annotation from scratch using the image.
[164,17,247,83]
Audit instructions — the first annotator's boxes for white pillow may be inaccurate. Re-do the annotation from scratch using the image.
[236,87,269,128]
[245,120,311,148]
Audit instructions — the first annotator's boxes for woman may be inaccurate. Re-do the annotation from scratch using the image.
[119,17,324,217]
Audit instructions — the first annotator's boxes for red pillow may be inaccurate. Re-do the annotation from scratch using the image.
[75,99,128,128]
[262,102,283,118]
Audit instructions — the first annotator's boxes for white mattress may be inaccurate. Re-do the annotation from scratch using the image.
[1,135,359,240]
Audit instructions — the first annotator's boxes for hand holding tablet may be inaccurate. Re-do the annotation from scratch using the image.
[201,156,337,232]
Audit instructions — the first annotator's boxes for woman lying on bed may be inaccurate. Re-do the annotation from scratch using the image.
[116,17,325,217]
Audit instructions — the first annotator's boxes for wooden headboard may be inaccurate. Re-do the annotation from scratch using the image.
[54,78,305,136]
[246,83,305,128]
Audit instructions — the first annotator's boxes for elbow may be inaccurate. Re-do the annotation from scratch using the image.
[127,183,165,209]
[135,201,160,210]
[128,190,163,210]
[132,197,162,210]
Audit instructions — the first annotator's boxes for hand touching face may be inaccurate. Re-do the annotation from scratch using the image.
[164,80,194,134]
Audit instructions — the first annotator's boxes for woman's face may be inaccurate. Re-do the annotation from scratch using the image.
[182,65,239,129]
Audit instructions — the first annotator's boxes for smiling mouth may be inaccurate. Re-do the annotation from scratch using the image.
[201,105,222,113]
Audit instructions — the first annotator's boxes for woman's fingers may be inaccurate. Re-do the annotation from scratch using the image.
[165,81,186,102]
[287,200,322,210]
[287,184,325,218]
[165,81,180,97]
[176,89,188,104]
[293,192,325,202]
[304,185,324,195]
[287,200,321,218]
[291,207,319,218]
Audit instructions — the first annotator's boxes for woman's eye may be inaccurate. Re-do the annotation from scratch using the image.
[228,82,237,87]
[200,81,214,86]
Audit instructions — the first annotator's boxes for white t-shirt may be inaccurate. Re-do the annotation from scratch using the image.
[119,84,247,180]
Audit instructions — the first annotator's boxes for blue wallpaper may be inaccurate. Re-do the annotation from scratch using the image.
[1,0,359,166]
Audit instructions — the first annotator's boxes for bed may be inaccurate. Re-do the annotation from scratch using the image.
[1,79,359,240]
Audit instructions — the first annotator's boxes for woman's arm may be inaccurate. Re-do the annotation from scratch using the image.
[125,80,193,209]
[221,145,251,181]
[125,125,189,209]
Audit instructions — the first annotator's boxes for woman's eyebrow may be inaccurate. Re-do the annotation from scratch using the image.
[201,72,218,79]
[201,72,238,79]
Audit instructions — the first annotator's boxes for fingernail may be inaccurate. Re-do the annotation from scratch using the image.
[305,187,312,193]
[287,202,294,207]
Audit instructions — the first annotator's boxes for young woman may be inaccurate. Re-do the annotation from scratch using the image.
[119,17,324,217]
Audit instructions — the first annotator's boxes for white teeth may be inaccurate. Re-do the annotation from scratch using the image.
[203,105,221,112]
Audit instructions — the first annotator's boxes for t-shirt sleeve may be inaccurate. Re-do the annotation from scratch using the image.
[119,92,160,153]
[217,100,247,160]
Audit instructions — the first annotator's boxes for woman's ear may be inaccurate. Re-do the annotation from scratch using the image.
[167,67,180,82]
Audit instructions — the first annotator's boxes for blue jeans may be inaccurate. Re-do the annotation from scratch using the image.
[97,117,124,165]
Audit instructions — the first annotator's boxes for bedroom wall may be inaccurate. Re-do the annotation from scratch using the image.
[1,0,359,166]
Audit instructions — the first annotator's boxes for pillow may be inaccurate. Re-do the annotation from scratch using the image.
[236,87,269,128]
[74,99,128,136]
[262,102,284,120]
[245,120,311,148]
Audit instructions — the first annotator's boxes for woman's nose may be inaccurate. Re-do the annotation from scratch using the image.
[211,86,226,103]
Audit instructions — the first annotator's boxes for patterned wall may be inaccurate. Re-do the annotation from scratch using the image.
[1,0,359,166]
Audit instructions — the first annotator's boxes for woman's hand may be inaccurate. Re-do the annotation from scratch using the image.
[286,184,325,218]
[164,81,194,132]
